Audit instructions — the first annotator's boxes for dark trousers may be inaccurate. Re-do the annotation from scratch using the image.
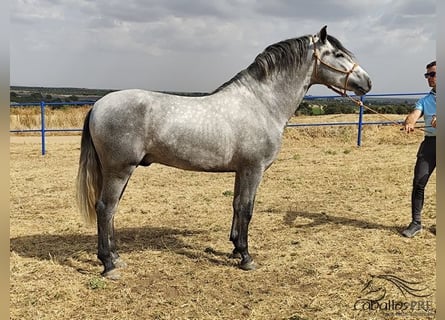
[412,136,436,223]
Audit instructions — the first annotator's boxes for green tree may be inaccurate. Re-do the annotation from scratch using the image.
[65,95,78,102]
[296,101,312,115]
[30,92,43,101]
[324,103,341,114]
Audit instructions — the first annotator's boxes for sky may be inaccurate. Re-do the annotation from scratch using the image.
[10,0,436,96]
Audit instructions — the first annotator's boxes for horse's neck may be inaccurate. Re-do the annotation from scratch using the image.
[237,65,313,125]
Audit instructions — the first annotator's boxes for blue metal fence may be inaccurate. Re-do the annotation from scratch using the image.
[10,92,427,155]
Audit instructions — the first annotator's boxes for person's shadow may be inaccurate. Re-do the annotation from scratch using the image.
[284,209,398,232]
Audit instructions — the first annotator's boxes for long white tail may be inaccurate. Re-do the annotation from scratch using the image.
[76,109,102,226]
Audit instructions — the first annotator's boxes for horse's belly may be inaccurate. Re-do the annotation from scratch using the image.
[150,146,235,172]
[147,129,236,172]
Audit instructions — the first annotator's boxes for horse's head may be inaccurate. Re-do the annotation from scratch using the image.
[311,26,372,96]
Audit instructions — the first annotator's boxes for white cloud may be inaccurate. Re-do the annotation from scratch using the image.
[12,0,65,23]
[10,0,436,94]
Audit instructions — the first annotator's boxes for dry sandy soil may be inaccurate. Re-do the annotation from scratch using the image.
[10,119,436,320]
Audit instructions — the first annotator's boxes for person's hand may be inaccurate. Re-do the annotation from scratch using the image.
[431,115,436,128]
[404,122,415,133]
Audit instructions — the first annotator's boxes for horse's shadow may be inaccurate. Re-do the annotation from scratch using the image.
[10,226,235,272]
[11,210,423,274]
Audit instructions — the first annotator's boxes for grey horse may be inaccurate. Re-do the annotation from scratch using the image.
[76,26,372,279]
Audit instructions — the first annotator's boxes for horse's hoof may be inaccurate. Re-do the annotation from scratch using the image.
[102,268,121,280]
[113,257,127,269]
[239,260,257,271]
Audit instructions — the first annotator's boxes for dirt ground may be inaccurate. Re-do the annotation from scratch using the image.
[10,123,436,320]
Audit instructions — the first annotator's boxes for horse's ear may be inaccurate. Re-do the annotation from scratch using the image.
[320,25,328,44]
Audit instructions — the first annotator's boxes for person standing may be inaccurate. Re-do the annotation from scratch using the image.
[401,60,436,238]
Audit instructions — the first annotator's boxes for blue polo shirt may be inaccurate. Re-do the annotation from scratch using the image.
[415,90,436,137]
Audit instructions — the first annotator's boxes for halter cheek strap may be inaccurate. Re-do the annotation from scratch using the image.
[312,37,359,96]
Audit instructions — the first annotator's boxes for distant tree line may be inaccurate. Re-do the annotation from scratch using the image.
[10,91,83,104]
[11,86,416,115]
[296,99,415,116]
[10,86,115,105]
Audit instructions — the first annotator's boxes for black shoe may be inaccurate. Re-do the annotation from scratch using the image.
[401,222,422,238]
[429,224,436,235]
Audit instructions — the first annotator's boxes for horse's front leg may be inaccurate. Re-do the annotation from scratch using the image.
[229,172,241,259]
[230,167,264,270]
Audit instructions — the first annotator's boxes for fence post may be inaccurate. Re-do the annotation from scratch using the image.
[356,96,365,147]
[40,101,46,155]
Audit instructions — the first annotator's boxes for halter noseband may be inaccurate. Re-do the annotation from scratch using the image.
[312,36,358,96]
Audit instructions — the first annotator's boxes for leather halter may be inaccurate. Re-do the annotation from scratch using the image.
[312,36,358,96]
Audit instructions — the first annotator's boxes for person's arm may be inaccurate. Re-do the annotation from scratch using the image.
[403,109,422,133]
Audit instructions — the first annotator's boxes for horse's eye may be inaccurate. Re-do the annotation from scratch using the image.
[335,53,345,58]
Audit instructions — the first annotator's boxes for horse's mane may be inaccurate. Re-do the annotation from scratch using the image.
[249,37,312,80]
[213,34,352,93]
[213,36,311,93]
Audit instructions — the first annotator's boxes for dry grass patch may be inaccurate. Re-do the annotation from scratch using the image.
[10,106,90,132]
[10,122,435,320]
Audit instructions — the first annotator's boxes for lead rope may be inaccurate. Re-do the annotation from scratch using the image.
[344,93,431,134]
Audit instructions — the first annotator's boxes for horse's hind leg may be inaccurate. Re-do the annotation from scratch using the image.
[108,176,133,269]
[96,165,135,279]
[109,216,127,269]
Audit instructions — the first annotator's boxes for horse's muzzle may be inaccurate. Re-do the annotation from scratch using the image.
[352,77,372,96]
